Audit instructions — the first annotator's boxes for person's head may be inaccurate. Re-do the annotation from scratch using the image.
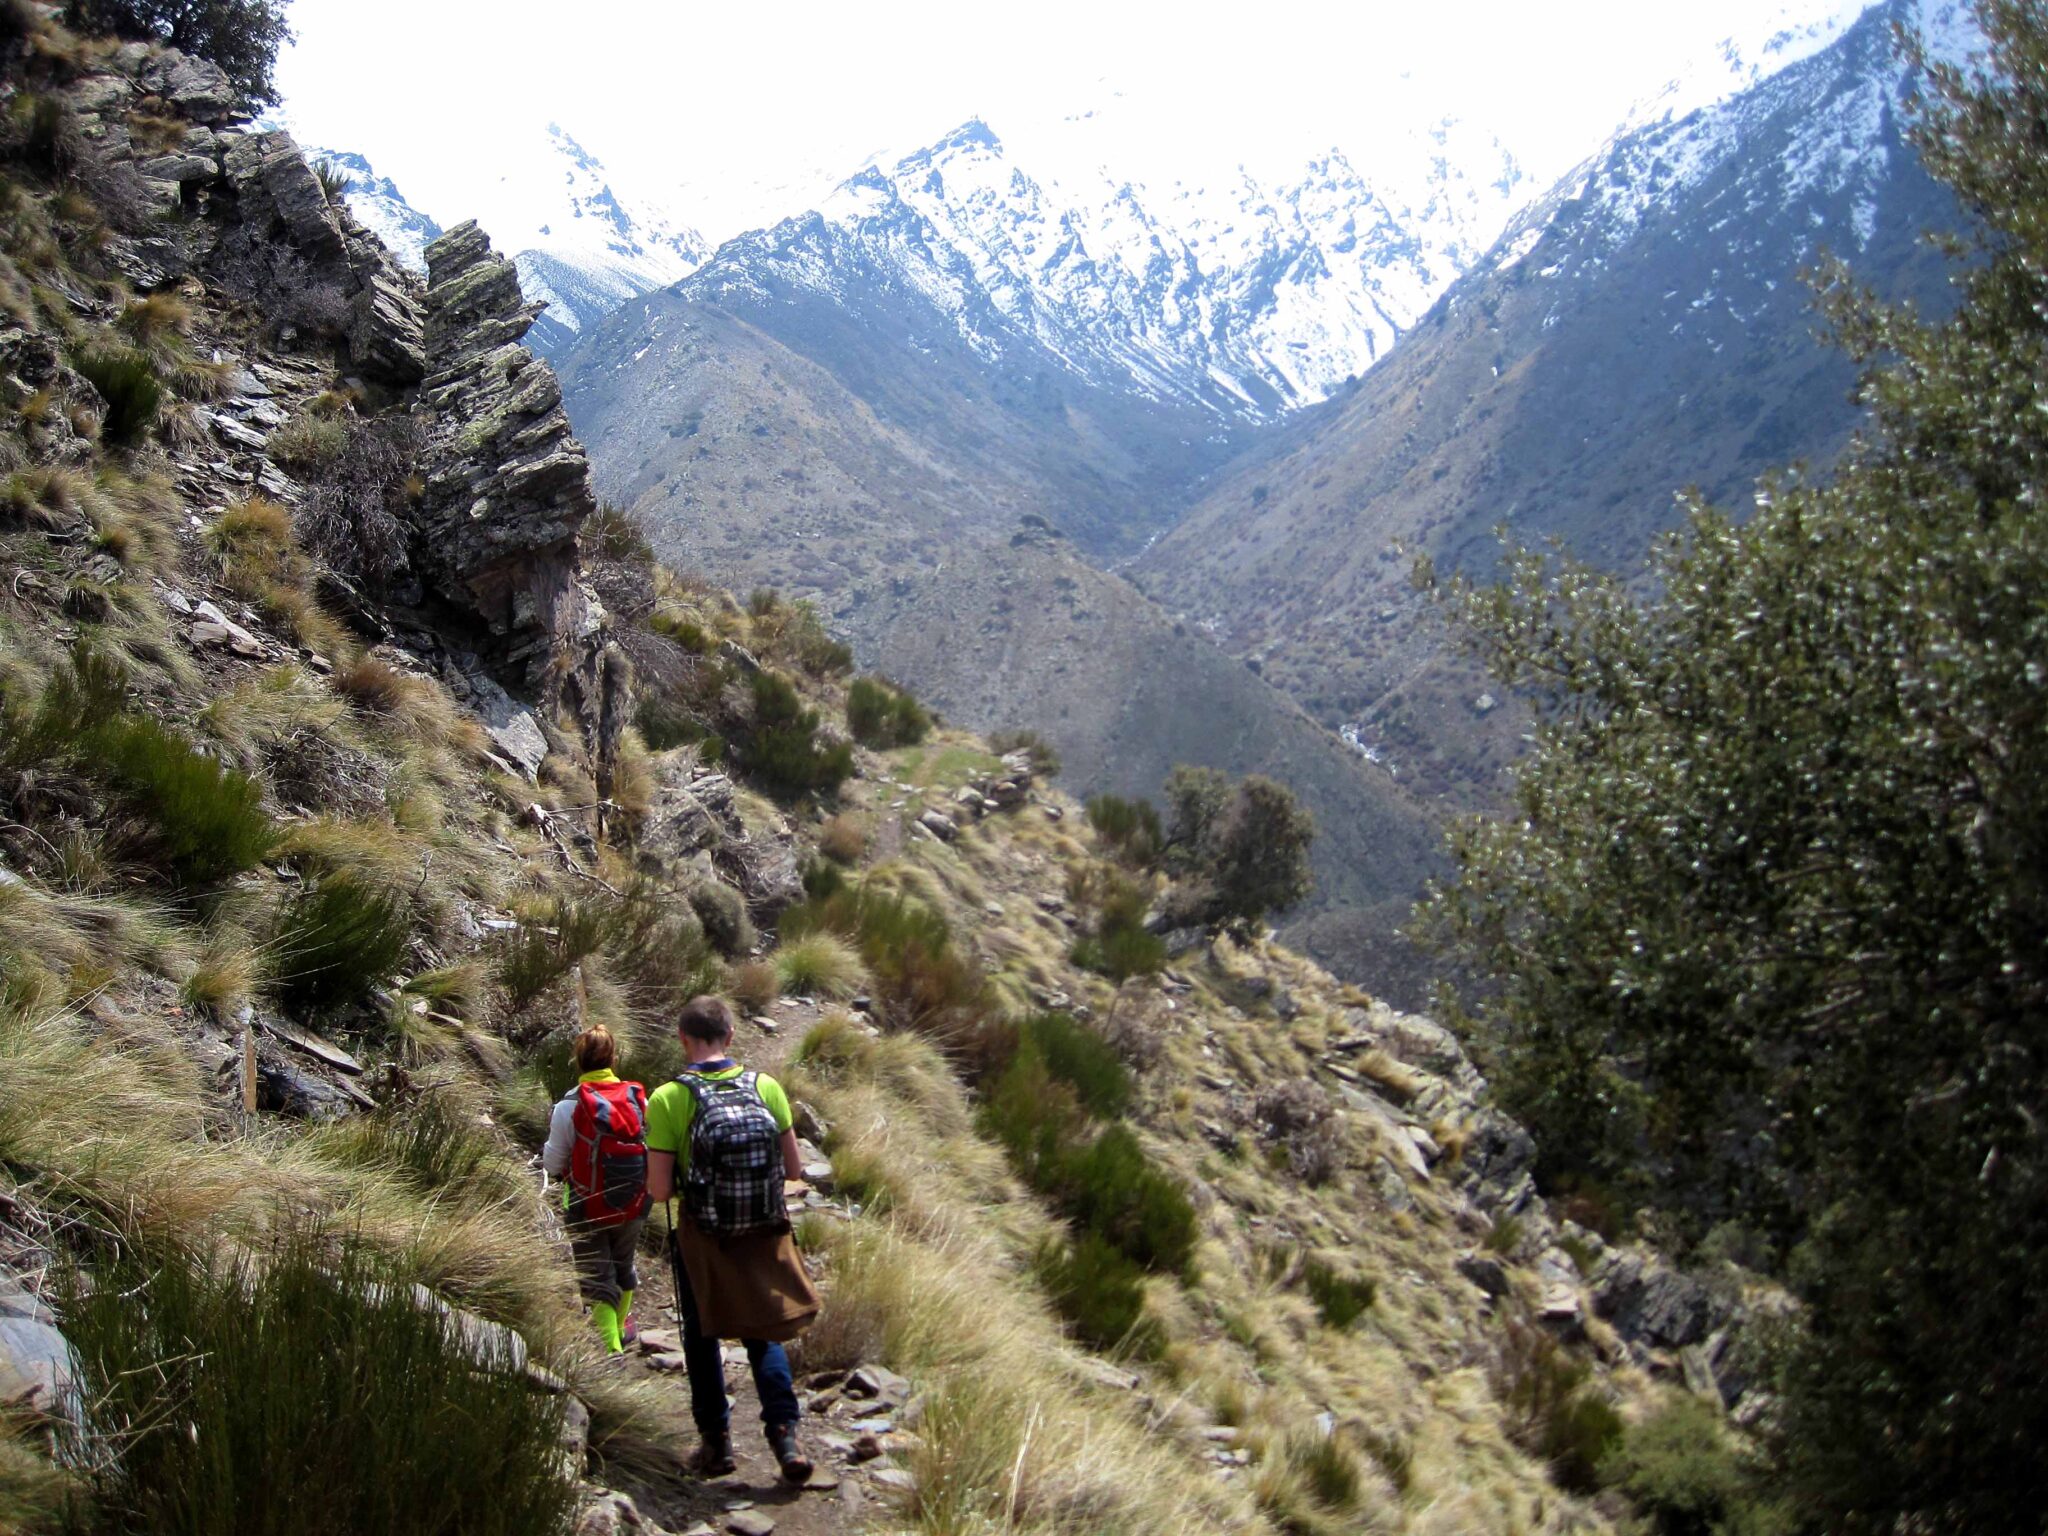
[678,995,735,1055]
[573,1025,616,1074]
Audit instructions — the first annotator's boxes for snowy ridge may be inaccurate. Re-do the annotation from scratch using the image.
[1493,0,1979,276]
[299,124,709,350]
[681,116,1526,420]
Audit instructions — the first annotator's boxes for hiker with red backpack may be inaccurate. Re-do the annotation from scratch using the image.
[646,995,819,1484]
[541,1025,651,1354]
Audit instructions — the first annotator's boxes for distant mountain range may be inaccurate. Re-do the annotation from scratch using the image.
[292,0,1980,998]
[1134,0,1974,805]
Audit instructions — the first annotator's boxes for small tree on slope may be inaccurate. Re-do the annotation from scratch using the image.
[1418,6,2048,1530]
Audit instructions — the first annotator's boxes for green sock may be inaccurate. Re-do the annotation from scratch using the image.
[592,1301,622,1353]
[618,1288,634,1324]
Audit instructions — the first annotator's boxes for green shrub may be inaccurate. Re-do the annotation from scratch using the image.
[636,689,712,752]
[649,612,717,655]
[1057,1124,1198,1273]
[90,715,275,885]
[1494,1318,1623,1495]
[1303,1256,1375,1329]
[72,347,161,446]
[310,1092,521,1205]
[269,412,348,474]
[56,1228,575,1536]
[1600,1396,1781,1536]
[271,873,410,1008]
[782,882,984,1034]
[1021,1011,1130,1118]
[493,897,611,1008]
[845,676,931,748]
[687,881,754,958]
[1033,1234,1162,1357]
[1086,793,1162,867]
[311,158,353,203]
[743,670,852,799]
[1070,877,1165,981]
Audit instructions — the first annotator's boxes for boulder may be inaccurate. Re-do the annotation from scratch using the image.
[1594,1250,1729,1350]
[0,1274,76,1416]
[136,49,243,123]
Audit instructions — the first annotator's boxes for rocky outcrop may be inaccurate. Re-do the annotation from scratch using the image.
[416,221,597,673]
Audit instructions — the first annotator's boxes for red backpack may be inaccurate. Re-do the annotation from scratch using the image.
[569,1080,650,1226]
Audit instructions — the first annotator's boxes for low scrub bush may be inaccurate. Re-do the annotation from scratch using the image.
[781,882,984,1035]
[1020,1011,1130,1119]
[1086,794,1162,867]
[982,1046,1195,1275]
[743,670,852,799]
[71,346,160,446]
[1493,1316,1625,1495]
[1254,1079,1344,1186]
[56,1228,575,1536]
[1599,1395,1781,1536]
[269,411,348,474]
[497,886,715,1021]
[494,897,612,1009]
[1032,1234,1162,1356]
[1302,1255,1375,1329]
[1071,875,1165,981]
[845,675,930,748]
[687,881,754,958]
[94,722,270,884]
[747,593,852,677]
[270,872,411,1009]
[773,932,867,1000]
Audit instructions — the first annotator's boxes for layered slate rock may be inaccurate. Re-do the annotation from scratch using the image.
[416,220,600,674]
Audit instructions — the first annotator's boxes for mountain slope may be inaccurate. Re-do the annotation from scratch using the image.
[1134,0,1972,805]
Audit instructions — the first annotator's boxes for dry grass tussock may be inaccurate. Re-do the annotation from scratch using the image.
[786,1017,1262,1535]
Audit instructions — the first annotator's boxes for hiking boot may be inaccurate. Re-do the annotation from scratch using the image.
[687,1433,736,1478]
[618,1312,638,1347]
[768,1422,813,1486]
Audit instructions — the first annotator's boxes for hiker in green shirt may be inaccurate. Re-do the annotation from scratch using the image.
[646,995,813,1483]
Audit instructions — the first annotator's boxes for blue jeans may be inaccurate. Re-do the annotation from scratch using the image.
[671,1237,800,1440]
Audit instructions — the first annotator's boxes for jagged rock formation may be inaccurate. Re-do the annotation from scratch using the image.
[416,221,596,665]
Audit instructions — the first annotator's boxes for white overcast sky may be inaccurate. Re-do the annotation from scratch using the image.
[273,0,1877,243]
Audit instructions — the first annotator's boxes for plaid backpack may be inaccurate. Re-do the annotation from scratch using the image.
[678,1070,788,1239]
[569,1079,650,1227]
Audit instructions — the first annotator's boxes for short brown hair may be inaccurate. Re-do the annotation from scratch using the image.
[573,1025,616,1073]
[678,994,734,1043]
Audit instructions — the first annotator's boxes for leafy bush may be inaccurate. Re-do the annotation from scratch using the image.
[271,873,411,1009]
[742,670,853,799]
[1420,14,2048,1528]
[1086,794,1162,867]
[1160,767,1315,934]
[57,1229,574,1536]
[72,347,161,446]
[1303,1256,1375,1329]
[688,880,754,958]
[1600,1396,1780,1536]
[1033,1234,1162,1357]
[1492,1317,1623,1495]
[845,675,931,748]
[64,0,294,105]
[88,714,275,885]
